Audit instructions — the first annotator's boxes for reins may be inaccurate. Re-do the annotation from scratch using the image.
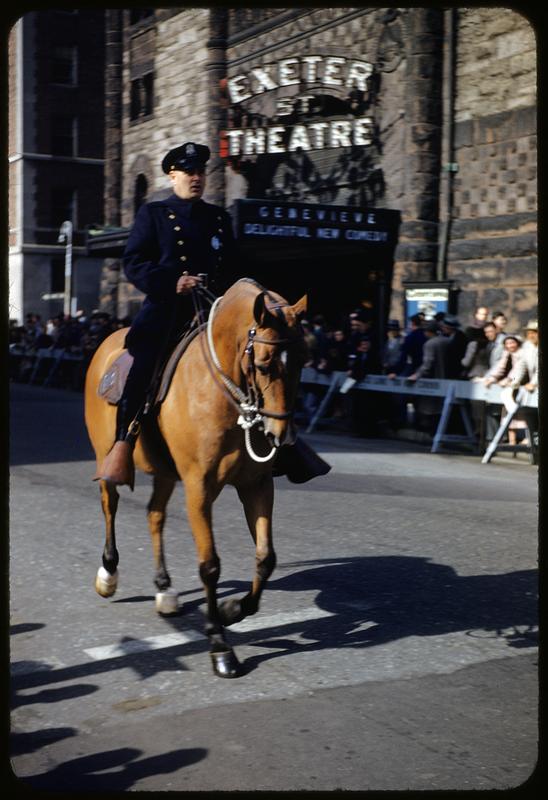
[191,285,295,464]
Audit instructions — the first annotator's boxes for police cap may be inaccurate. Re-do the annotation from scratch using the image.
[161,142,210,174]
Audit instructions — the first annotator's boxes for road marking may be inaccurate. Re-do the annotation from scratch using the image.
[11,608,344,674]
[231,606,334,633]
[81,608,336,662]
[83,629,206,661]
[80,608,334,661]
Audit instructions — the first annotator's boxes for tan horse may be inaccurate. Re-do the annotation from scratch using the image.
[85,278,308,677]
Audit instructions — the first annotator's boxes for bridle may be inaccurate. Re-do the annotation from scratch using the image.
[192,288,301,463]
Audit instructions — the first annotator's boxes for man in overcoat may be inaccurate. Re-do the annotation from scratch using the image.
[96,142,237,485]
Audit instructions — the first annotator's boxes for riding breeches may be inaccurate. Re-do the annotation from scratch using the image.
[115,299,193,440]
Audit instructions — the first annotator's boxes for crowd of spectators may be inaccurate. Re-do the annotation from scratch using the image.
[9,310,130,390]
[298,304,538,447]
[10,302,538,450]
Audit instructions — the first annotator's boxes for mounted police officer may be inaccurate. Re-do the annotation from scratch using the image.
[96,142,237,486]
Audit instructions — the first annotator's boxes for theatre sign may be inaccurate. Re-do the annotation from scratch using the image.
[220,53,385,206]
[221,55,376,156]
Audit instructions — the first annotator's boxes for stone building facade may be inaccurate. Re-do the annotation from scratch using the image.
[97,7,536,334]
[8,10,106,323]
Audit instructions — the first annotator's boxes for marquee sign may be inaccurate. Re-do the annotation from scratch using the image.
[220,54,378,158]
[234,199,400,247]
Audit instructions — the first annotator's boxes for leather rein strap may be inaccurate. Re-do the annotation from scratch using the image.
[193,288,297,422]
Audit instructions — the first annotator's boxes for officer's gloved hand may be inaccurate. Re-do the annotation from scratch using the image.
[176,272,202,295]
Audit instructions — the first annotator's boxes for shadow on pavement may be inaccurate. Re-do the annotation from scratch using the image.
[11,745,207,791]
[150,555,538,674]
[10,384,94,466]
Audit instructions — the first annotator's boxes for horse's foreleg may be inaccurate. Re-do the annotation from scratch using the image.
[184,473,242,678]
[147,474,177,614]
[219,474,275,626]
[95,479,120,597]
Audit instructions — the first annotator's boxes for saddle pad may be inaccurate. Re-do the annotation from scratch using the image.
[98,351,134,405]
[97,325,205,408]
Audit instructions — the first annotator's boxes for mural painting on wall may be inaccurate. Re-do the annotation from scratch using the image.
[221,10,406,207]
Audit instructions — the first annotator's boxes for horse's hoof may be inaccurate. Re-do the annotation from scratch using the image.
[218,598,245,626]
[95,566,118,598]
[155,588,179,615]
[210,649,242,678]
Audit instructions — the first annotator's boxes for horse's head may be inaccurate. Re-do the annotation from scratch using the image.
[243,289,309,448]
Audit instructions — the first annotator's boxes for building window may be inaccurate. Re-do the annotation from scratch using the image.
[51,187,77,228]
[134,174,148,214]
[50,257,65,293]
[51,115,77,156]
[129,73,154,120]
[52,45,77,85]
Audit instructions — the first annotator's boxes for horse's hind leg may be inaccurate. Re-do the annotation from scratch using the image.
[95,479,120,597]
[219,474,276,626]
[147,474,178,615]
[184,471,241,678]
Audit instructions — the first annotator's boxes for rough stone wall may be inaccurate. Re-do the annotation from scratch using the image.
[389,8,444,319]
[118,8,211,314]
[449,8,537,331]
[121,7,210,227]
[454,9,536,121]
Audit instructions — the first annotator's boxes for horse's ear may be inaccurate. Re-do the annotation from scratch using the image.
[292,294,308,319]
[253,291,267,325]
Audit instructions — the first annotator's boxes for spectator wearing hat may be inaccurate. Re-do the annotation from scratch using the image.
[407,321,452,434]
[484,334,529,389]
[461,321,499,380]
[483,334,531,446]
[387,313,426,378]
[386,314,427,431]
[407,321,451,382]
[439,315,468,378]
[347,335,380,436]
[348,308,373,348]
[96,141,238,486]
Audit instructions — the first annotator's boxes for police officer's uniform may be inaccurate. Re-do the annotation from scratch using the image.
[96,143,237,485]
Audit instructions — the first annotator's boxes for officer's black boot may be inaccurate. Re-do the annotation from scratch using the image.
[272,436,331,483]
[94,397,138,490]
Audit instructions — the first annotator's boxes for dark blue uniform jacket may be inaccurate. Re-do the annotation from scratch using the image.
[122,194,237,357]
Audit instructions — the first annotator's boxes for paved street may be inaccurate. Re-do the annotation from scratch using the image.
[8,382,539,792]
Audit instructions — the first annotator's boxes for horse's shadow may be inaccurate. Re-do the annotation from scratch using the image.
[199,555,538,672]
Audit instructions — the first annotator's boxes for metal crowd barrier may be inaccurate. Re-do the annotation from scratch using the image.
[300,368,538,464]
[10,344,84,388]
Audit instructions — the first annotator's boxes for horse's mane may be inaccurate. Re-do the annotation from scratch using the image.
[233,277,265,292]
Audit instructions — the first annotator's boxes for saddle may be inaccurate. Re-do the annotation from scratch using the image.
[97,325,204,408]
